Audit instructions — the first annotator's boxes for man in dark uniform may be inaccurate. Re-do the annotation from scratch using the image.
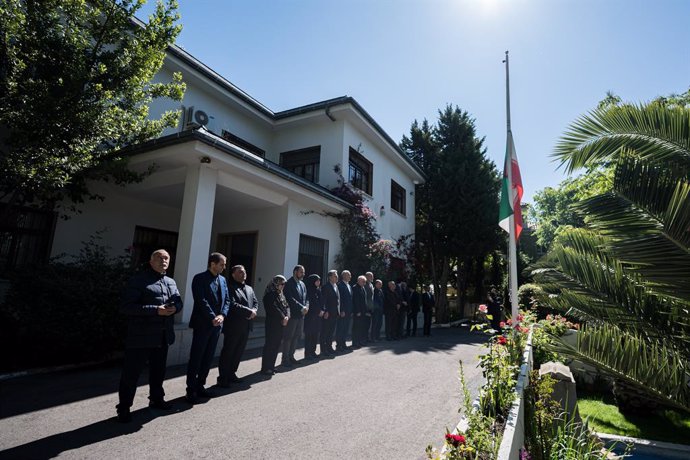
[320,270,340,357]
[217,265,258,386]
[282,265,308,367]
[335,270,353,352]
[116,249,182,423]
[186,252,230,403]
[351,275,367,348]
[422,285,435,337]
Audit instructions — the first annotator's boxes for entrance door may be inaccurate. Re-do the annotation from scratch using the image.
[217,232,257,286]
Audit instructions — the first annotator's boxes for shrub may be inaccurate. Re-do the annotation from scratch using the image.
[0,234,135,371]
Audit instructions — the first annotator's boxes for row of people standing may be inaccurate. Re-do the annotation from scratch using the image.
[260,266,436,376]
[115,250,435,423]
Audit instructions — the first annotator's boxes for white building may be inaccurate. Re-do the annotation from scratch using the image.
[5,45,425,364]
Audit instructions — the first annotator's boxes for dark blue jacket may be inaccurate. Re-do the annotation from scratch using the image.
[189,270,231,330]
[120,268,183,348]
[352,283,367,315]
[337,280,353,315]
[284,276,308,317]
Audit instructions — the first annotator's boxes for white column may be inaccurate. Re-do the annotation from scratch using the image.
[175,164,217,324]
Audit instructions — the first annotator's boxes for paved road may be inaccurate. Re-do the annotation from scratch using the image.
[0,327,486,460]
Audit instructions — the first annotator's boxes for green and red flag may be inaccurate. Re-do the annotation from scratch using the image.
[498,130,523,240]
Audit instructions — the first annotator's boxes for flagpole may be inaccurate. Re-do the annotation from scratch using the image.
[504,50,519,324]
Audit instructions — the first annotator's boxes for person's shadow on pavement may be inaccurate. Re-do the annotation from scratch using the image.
[0,397,192,460]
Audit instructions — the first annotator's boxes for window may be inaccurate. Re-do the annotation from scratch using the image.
[221,129,265,158]
[131,226,178,276]
[0,205,55,272]
[298,234,329,281]
[348,148,373,195]
[280,146,321,183]
[391,180,406,216]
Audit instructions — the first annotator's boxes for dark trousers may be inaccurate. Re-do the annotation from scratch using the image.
[186,325,221,392]
[281,316,303,363]
[320,316,337,354]
[406,312,418,336]
[304,329,320,358]
[335,313,351,350]
[385,311,398,339]
[362,314,371,342]
[397,310,407,338]
[117,332,168,411]
[262,320,284,371]
[352,314,364,346]
[218,321,250,383]
[423,310,432,336]
[371,309,383,340]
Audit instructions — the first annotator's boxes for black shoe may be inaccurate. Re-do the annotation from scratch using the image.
[116,409,132,423]
[149,399,173,410]
[197,387,214,398]
[260,369,275,376]
[228,374,244,383]
[290,357,299,364]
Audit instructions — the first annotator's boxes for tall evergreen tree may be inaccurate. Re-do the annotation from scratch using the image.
[401,105,501,321]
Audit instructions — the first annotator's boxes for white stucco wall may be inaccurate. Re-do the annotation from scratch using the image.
[271,118,345,190]
[341,121,416,242]
[50,184,180,260]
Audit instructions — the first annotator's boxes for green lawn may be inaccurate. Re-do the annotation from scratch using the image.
[578,393,690,445]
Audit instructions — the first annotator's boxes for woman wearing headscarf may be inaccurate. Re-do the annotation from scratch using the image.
[303,274,324,361]
[261,275,289,375]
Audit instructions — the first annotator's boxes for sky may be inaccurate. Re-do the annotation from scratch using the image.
[138,0,690,202]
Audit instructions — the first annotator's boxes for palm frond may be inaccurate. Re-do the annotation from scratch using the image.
[574,157,690,300]
[549,324,690,413]
[553,103,690,174]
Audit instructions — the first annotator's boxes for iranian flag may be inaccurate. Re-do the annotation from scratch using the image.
[498,130,523,240]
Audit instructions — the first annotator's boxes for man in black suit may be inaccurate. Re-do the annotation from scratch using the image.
[422,285,435,337]
[320,270,340,357]
[116,249,182,423]
[282,265,308,367]
[351,275,367,348]
[384,280,401,341]
[335,270,353,352]
[185,252,230,403]
[406,285,420,337]
[217,265,258,386]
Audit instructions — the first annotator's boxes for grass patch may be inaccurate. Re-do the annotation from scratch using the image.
[578,392,690,445]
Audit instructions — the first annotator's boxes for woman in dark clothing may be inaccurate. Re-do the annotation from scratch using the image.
[487,288,503,333]
[303,274,324,360]
[261,275,289,375]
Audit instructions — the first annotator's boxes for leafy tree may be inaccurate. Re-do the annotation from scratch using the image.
[0,0,185,217]
[401,105,502,321]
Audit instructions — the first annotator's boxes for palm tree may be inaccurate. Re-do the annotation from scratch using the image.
[533,101,690,413]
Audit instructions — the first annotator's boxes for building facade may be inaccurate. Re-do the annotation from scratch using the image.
[5,45,425,364]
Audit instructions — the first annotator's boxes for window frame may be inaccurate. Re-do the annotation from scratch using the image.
[348,147,373,196]
[390,179,406,216]
[279,146,321,183]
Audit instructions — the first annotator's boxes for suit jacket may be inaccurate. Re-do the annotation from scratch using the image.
[189,270,230,330]
[408,291,420,314]
[322,282,340,316]
[337,280,353,315]
[422,292,434,312]
[120,268,183,348]
[226,280,259,331]
[384,288,401,314]
[364,281,375,310]
[352,284,367,315]
[284,277,308,317]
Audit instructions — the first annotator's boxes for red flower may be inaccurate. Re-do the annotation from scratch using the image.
[497,336,507,345]
[519,326,530,334]
[445,433,466,446]
[506,319,513,325]
[499,321,506,328]
[517,314,524,322]
[478,304,488,314]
